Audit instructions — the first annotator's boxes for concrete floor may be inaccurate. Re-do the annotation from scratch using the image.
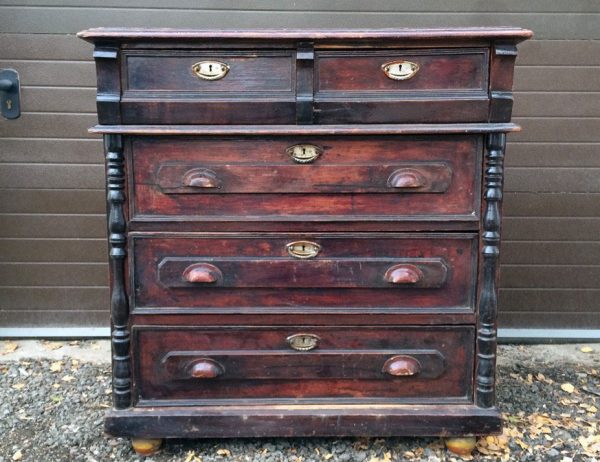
[0,340,110,363]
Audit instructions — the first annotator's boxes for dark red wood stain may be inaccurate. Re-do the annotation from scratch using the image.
[315,49,488,93]
[130,135,481,219]
[80,27,531,441]
[134,325,474,402]
[132,234,477,311]
[125,51,295,93]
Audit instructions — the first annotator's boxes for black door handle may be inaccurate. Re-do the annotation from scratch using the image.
[0,79,14,91]
[0,69,21,119]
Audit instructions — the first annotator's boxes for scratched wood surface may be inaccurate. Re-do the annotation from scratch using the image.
[133,325,474,403]
[132,233,477,312]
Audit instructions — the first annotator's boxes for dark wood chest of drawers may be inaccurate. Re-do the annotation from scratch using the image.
[79,27,531,452]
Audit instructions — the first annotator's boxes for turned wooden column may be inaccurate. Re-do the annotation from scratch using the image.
[476,132,505,408]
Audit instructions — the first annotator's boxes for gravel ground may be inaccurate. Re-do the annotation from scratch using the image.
[0,341,599,462]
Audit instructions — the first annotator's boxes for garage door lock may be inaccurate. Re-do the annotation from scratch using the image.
[0,69,21,119]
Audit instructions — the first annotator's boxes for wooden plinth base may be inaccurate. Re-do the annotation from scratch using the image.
[106,404,501,439]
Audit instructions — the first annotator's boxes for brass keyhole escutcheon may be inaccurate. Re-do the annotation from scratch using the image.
[286,241,321,259]
[192,61,230,80]
[287,333,320,351]
[381,60,420,80]
[6,99,12,110]
[286,144,323,163]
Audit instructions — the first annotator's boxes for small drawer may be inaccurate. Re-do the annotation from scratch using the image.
[130,135,481,221]
[315,48,489,123]
[121,50,296,124]
[132,233,477,312]
[316,49,488,94]
[133,325,475,404]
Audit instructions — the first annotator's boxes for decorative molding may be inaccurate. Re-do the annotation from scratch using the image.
[93,48,118,59]
[493,43,518,56]
[295,41,315,124]
[489,42,518,122]
[489,91,514,121]
[105,134,131,410]
[94,45,121,124]
[476,132,505,409]
[96,94,121,105]
[88,122,521,135]
[490,91,513,101]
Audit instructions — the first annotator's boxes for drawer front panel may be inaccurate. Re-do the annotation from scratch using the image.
[315,48,489,123]
[125,51,295,93]
[121,50,296,124]
[134,325,474,403]
[316,49,488,93]
[131,135,481,220]
[133,234,477,311]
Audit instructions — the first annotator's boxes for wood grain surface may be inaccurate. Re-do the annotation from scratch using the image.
[133,325,474,403]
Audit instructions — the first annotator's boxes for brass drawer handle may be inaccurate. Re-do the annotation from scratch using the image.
[182,263,222,284]
[286,144,322,163]
[384,264,423,284]
[286,241,321,259]
[192,61,230,80]
[381,60,420,81]
[387,169,426,189]
[383,355,421,377]
[287,333,320,351]
[183,168,221,189]
[188,358,224,379]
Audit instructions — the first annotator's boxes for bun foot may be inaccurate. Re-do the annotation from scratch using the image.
[131,438,163,456]
[444,436,477,456]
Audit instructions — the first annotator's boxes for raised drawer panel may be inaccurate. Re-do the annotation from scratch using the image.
[134,325,475,403]
[132,233,477,311]
[158,258,449,289]
[155,163,453,194]
[130,135,481,221]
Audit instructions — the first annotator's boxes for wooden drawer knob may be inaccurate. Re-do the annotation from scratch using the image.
[384,264,423,284]
[188,359,224,379]
[383,355,421,377]
[183,168,221,189]
[182,263,222,284]
[387,169,426,189]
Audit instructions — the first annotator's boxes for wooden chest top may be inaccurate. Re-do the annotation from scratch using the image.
[79,27,531,125]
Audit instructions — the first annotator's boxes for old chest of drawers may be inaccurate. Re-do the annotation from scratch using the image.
[78,27,531,454]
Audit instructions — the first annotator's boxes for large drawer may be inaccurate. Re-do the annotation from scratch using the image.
[130,135,481,222]
[133,325,475,404]
[132,233,477,312]
[315,48,490,124]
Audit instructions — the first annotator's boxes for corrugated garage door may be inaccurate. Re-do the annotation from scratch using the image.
[0,1,599,334]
